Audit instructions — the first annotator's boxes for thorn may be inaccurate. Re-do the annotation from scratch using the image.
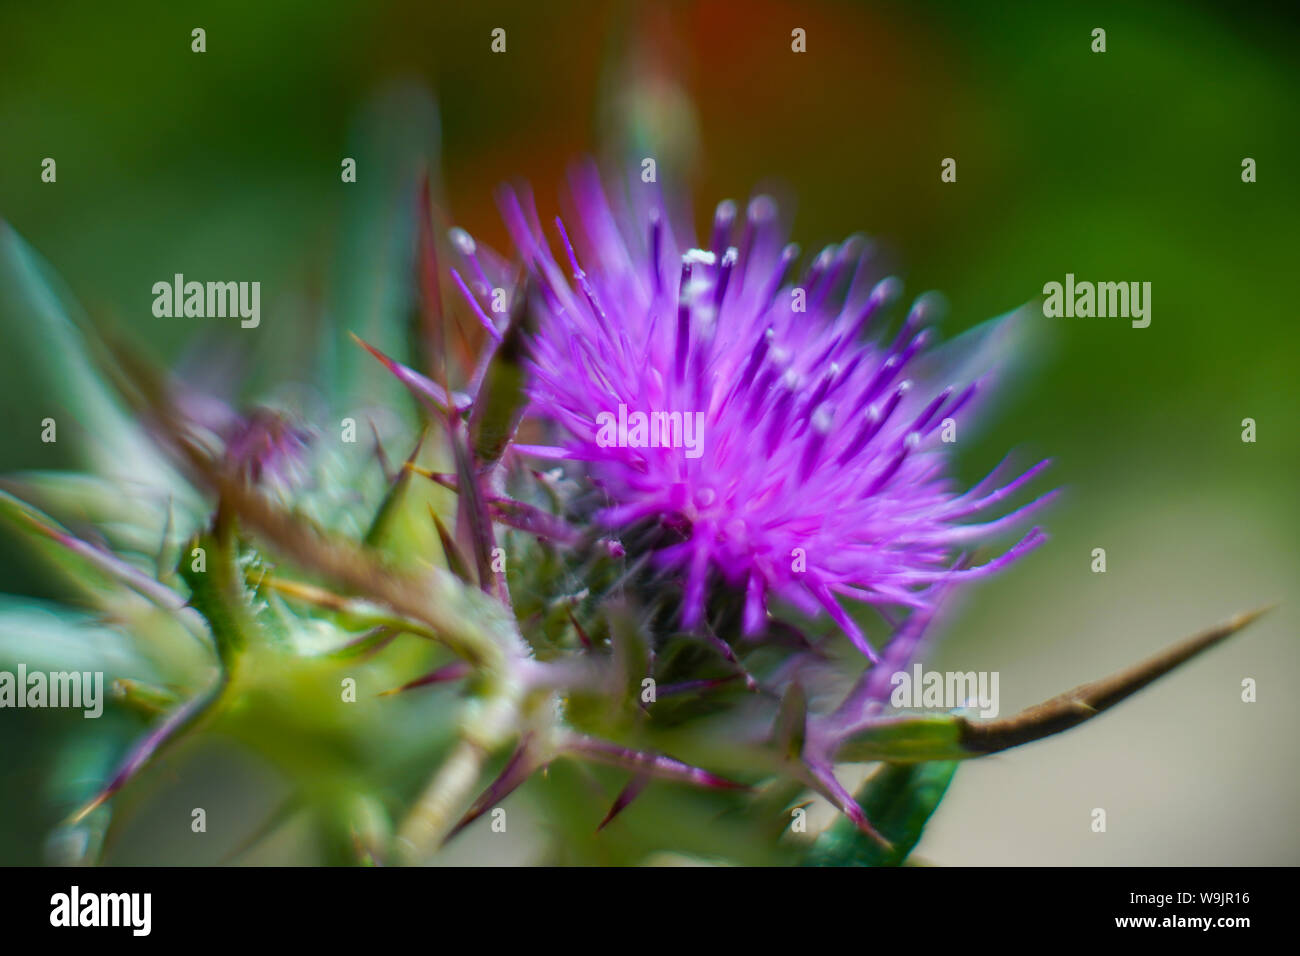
[702,621,759,692]
[368,418,393,483]
[402,423,430,469]
[328,626,398,662]
[406,462,459,491]
[804,760,891,851]
[843,802,893,852]
[655,674,742,698]
[443,738,539,844]
[68,679,226,826]
[566,735,749,792]
[155,496,174,580]
[67,791,109,826]
[961,605,1275,754]
[429,506,473,584]
[566,608,592,649]
[378,661,471,697]
[597,775,649,831]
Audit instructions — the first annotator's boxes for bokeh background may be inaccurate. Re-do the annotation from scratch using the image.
[1,0,1296,864]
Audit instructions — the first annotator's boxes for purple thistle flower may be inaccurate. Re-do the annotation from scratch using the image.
[219,407,311,487]
[172,393,311,491]
[453,162,1054,661]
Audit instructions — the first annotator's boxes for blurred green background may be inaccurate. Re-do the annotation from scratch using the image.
[1,0,1296,864]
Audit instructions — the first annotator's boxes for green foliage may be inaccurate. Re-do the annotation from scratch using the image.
[805,762,958,867]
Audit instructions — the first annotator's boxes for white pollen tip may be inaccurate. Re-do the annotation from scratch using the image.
[872,276,904,304]
[910,291,948,323]
[812,403,835,433]
[748,195,777,222]
[448,227,476,255]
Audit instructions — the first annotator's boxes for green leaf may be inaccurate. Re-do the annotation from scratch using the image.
[804,761,957,867]
[109,678,181,717]
[469,281,533,467]
[429,507,473,584]
[0,595,154,677]
[1,472,178,547]
[363,427,427,549]
[772,682,807,760]
[0,220,177,489]
[320,86,440,411]
[0,489,209,649]
[178,525,256,670]
[837,607,1274,764]
[833,713,970,763]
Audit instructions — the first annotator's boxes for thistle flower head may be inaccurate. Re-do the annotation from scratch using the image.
[215,406,312,488]
[455,164,1053,660]
[0,148,1264,866]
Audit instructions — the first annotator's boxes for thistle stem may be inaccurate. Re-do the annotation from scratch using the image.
[396,738,490,861]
